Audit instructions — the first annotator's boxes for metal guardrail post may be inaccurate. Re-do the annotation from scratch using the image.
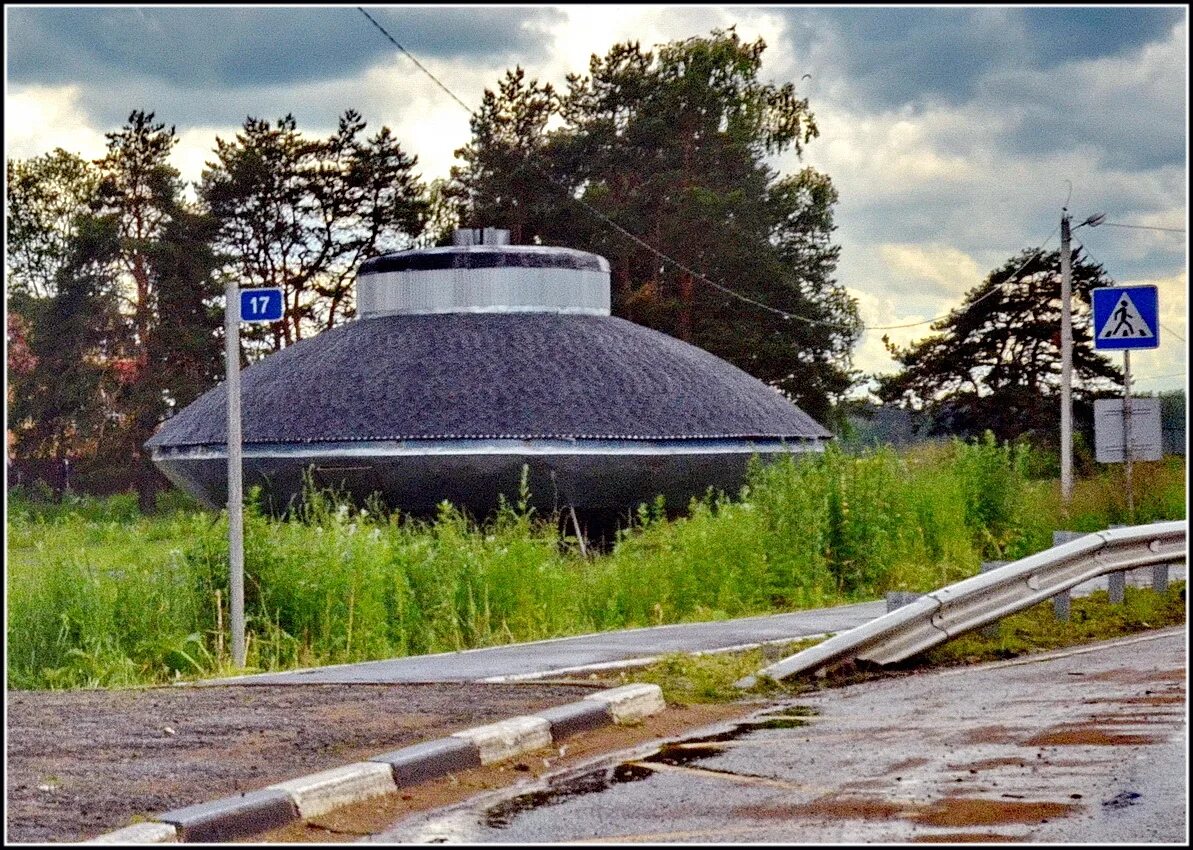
[1050,532,1083,622]
[979,562,1008,637]
[1107,570,1126,605]
[1106,525,1126,605]
[1152,564,1169,594]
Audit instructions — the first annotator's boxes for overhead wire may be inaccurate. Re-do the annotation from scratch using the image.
[1099,222,1186,234]
[358,8,474,114]
[355,8,1066,334]
[1132,371,1186,382]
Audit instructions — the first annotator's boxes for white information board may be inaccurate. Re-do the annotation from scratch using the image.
[1094,398,1163,463]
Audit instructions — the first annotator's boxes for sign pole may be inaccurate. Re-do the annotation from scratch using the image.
[224,279,246,669]
[1090,283,1160,519]
[1123,349,1134,522]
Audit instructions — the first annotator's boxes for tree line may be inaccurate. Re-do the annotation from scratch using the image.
[6,28,1127,506]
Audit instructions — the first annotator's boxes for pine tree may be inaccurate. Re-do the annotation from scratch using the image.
[876,248,1123,446]
[449,29,860,422]
[201,111,429,353]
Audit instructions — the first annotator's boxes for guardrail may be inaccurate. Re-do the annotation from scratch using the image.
[737,520,1187,687]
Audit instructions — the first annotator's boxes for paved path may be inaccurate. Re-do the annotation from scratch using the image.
[379,627,1188,843]
[208,602,885,685]
[208,563,1181,686]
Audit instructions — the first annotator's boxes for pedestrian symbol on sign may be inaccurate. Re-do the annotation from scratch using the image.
[1098,293,1153,341]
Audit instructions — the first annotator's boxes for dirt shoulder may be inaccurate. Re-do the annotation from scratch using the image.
[5,681,620,843]
[9,585,1184,843]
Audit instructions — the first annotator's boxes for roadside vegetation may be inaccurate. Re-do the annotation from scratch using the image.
[7,438,1186,690]
[621,581,1187,704]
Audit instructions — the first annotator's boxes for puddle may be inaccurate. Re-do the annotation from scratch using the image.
[911,797,1077,827]
[751,716,812,730]
[949,757,1028,773]
[482,706,816,829]
[1023,726,1159,747]
[645,742,729,767]
[483,763,653,828]
[958,724,1021,744]
[910,832,1025,843]
[732,794,1077,827]
[740,796,907,821]
[884,757,930,775]
[1102,791,1143,810]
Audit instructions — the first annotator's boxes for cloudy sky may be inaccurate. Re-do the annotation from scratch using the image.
[6,5,1188,394]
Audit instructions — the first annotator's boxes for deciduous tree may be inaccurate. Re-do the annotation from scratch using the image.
[5,148,100,299]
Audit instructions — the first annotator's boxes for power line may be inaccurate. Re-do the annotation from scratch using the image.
[1132,371,1186,382]
[864,227,1059,333]
[358,8,474,114]
[355,8,1062,334]
[1100,221,1186,234]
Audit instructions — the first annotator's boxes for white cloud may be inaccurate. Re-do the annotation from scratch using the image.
[877,243,984,298]
[6,8,1185,401]
[173,125,231,190]
[846,286,940,380]
[5,84,109,161]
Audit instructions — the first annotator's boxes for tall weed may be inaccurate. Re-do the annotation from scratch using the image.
[7,438,1185,689]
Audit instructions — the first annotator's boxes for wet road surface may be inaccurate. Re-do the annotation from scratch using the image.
[374,627,1187,843]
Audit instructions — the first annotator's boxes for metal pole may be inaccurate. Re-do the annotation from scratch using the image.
[1123,349,1134,522]
[224,280,246,668]
[1059,212,1074,507]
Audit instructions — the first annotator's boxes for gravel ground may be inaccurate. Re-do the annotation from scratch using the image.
[4,681,600,843]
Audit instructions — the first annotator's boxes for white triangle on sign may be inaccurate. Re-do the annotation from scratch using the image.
[1097,292,1154,340]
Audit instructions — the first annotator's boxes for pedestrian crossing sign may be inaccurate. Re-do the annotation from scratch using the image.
[1091,285,1160,350]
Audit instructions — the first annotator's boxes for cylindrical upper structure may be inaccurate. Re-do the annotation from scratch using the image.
[355,242,612,318]
[147,233,831,519]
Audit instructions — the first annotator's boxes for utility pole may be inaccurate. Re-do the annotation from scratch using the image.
[1059,211,1073,507]
[225,279,246,669]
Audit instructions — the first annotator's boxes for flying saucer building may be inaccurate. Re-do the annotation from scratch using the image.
[146,229,831,518]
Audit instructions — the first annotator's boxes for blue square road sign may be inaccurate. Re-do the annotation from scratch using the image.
[240,287,284,323]
[1091,285,1159,350]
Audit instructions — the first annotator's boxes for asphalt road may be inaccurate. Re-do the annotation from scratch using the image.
[376,627,1188,844]
[206,601,885,685]
[205,564,1182,687]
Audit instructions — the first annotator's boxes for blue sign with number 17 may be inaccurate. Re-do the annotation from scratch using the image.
[240,288,284,323]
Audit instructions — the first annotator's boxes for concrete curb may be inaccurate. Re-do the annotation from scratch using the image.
[85,683,666,843]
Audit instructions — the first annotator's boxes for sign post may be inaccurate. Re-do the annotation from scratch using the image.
[225,285,284,668]
[1091,284,1160,523]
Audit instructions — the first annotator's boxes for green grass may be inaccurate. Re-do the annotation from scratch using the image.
[6,437,1186,689]
[623,639,822,703]
[925,581,1187,666]
[599,582,1186,704]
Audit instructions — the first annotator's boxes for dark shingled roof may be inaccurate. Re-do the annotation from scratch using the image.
[147,314,830,448]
